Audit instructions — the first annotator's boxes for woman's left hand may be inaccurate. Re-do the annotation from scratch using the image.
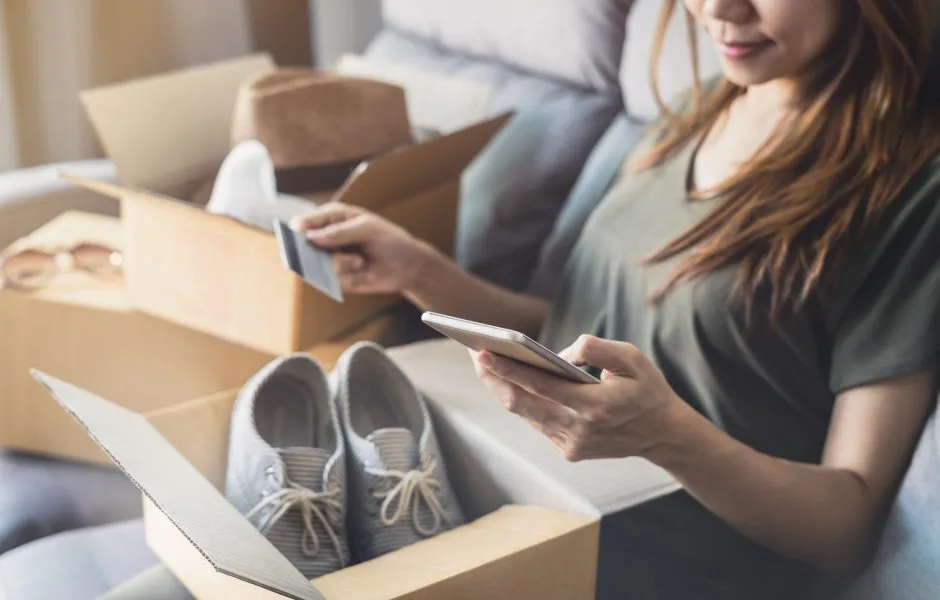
[470,335,686,462]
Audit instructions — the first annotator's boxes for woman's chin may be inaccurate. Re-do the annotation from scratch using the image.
[718,61,781,88]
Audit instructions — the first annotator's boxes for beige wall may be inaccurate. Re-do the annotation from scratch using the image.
[0,0,311,170]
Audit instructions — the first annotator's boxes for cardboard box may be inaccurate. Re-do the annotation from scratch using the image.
[68,54,510,355]
[0,212,273,465]
[33,369,601,600]
[28,320,680,599]
[0,211,413,467]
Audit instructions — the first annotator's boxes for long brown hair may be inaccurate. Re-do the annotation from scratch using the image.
[636,0,940,320]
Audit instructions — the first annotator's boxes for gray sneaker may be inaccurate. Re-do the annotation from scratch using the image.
[225,353,350,579]
[331,342,465,562]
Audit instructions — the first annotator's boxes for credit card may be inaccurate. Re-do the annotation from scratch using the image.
[273,219,344,303]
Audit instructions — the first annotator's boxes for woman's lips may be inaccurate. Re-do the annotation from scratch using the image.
[718,40,773,60]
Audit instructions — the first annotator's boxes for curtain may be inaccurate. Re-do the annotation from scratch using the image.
[0,0,311,172]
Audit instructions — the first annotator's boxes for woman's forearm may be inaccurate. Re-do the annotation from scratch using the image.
[646,403,876,573]
[402,242,550,337]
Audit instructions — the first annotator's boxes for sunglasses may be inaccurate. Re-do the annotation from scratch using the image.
[0,243,124,291]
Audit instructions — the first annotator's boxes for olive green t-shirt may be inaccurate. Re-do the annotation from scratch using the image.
[539,128,940,597]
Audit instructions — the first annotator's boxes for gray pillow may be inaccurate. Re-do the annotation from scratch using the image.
[365,30,622,291]
[381,0,633,94]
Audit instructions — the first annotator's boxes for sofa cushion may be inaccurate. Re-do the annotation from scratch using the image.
[620,0,722,122]
[0,520,156,600]
[366,30,622,291]
[381,0,633,94]
[101,565,193,600]
[838,405,940,600]
[0,450,142,555]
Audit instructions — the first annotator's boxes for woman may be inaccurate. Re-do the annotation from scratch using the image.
[294,0,940,597]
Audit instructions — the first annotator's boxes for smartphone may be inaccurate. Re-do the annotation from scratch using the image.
[421,312,600,384]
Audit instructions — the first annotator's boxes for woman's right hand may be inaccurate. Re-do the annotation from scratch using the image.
[291,203,435,295]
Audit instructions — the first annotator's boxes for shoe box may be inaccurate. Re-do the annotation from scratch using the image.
[30,332,679,599]
[0,211,405,466]
[63,53,511,356]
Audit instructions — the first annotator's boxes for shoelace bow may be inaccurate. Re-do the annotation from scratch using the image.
[246,477,347,566]
[366,457,447,537]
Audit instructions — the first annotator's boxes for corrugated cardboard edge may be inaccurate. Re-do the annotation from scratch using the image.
[30,370,323,600]
[145,502,295,600]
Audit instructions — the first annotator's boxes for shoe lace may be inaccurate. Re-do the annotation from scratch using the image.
[366,457,447,537]
[246,476,347,566]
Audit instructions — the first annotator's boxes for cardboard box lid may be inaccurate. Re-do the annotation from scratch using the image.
[338,112,510,214]
[81,54,275,195]
[388,340,682,517]
[31,371,324,600]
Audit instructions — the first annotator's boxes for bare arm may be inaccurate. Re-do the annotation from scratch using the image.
[404,243,550,337]
[472,336,937,574]
[649,369,936,572]
[294,204,549,337]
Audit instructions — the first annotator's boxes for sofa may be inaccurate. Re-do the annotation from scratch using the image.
[0,1,937,599]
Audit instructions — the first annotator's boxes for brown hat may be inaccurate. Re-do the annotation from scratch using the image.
[230,68,414,170]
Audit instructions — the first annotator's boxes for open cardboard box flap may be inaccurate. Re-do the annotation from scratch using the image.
[81,53,276,196]
[32,371,323,600]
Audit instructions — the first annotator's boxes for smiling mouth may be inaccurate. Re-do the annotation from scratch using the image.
[716,39,774,60]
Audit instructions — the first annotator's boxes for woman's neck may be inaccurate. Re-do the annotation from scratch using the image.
[741,77,802,115]
[689,78,801,193]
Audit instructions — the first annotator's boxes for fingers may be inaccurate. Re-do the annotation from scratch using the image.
[303,214,373,250]
[333,252,365,275]
[477,351,594,412]
[332,251,379,292]
[471,351,600,463]
[477,363,574,426]
[290,203,360,232]
[561,335,645,378]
